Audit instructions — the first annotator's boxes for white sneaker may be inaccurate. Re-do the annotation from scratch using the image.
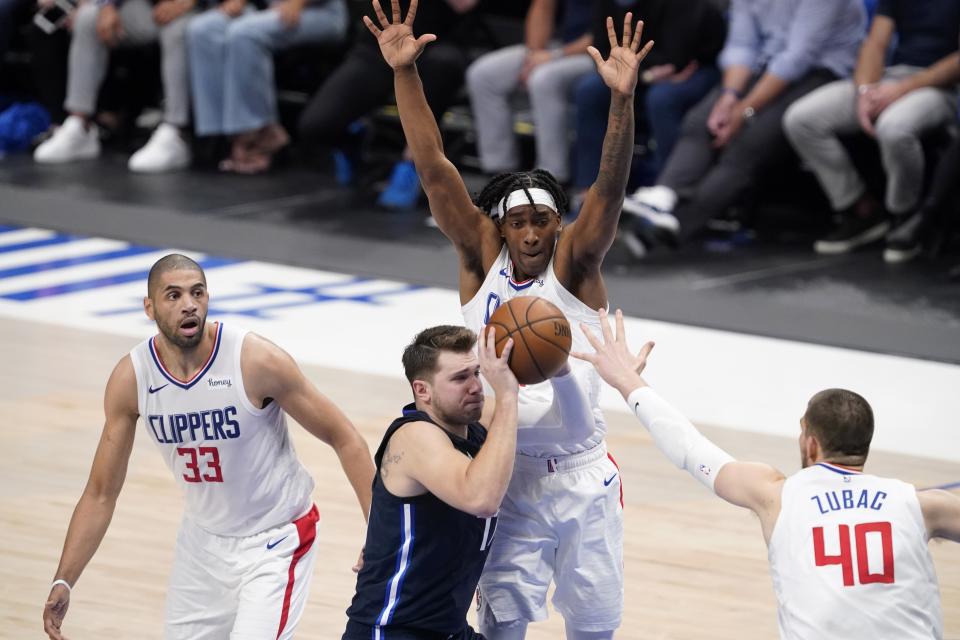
[34,115,100,163]
[128,123,191,173]
[621,185,680,233]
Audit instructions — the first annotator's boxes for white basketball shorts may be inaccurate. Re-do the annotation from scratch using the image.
[165,504,320,640]
[478,444,624,631]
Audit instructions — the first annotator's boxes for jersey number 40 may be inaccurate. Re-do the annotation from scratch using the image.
[812,522,894,586]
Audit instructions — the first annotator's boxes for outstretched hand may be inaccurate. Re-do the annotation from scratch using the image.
[587,13,654,97]
[362,0,436,70]
[571,308,654,397]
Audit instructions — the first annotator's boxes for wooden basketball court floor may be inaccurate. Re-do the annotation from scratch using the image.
[1,316,957,639]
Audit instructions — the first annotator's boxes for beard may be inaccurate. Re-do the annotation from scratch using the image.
[433,395,483,427]
[157,313,206,349]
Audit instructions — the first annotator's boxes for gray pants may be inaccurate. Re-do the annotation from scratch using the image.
[783,65,958,214]
[466,43,593,182]
[66,0,192,127]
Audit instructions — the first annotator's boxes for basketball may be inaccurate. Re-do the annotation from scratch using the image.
[487,296,572,385]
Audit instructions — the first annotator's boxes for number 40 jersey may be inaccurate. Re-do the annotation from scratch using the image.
[769,462,941,639]
[129,323,314,537]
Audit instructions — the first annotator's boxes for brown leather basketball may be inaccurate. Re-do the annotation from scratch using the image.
[487,296,572,385]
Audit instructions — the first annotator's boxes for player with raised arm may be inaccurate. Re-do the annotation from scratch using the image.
[573,308,960,639]
[343,325,518,640]
[364,1,653,636]
[42,254,375,640]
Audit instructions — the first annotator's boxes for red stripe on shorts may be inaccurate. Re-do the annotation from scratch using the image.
[607,452,623,508]
[276,504,319,639]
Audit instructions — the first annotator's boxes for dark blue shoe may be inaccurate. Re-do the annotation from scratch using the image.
[333,149,354,185]
[332,120,366,186]
[377,160,421,210]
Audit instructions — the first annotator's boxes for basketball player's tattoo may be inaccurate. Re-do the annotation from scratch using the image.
[594,93,634,200]
[380,442,404,478]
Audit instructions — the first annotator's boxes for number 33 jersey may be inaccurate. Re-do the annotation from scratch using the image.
[768,462,941,639]
[129,323,314,537]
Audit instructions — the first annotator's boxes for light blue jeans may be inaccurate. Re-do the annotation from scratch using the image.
[187,0,347,136]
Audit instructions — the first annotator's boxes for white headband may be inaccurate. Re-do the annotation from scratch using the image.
[490,188,558,219]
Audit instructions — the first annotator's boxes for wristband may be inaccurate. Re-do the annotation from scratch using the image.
[51,579,72,592]
[721,87,743,99]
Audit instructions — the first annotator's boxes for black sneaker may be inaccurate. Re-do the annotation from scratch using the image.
[883,212,926,264]
[814,214,890,254]
[617,214,680,258]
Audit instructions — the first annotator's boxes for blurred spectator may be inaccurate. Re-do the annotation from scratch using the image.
[465,0,592,184]
[33,0,197,172]
[26,0,75,128]
[572,0,726,214]
[0,0,29,62]
[297,0,477,210]
[188,0,348,174]
[783,0,960,256]
[620,0,866,253]
[884,105,960,265]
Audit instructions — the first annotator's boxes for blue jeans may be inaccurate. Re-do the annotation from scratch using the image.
[187,0,347,136]
[572,65,720,189]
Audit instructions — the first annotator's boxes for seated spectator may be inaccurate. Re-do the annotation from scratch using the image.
[884,103,960,266]
[572,0,725,226]
[24,0,83,134]
[33,0,197,172]
[188,0,348,174]
[620,0,866,253]
[297,0,476,210]
[783,0,960,256]
[465,0,592,185]
[0,0,29,62]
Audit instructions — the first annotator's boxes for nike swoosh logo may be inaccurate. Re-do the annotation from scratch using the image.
[148,384,169,394]
[266,536,288,550]
[603,473,618,486]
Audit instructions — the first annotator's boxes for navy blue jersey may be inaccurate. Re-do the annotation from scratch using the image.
[344,404,496,640]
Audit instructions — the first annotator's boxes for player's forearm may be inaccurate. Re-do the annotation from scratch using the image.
[465,392,518,516]
[53,491,118,586]
[627,386,734,492]
[514,371,594,446]
[592,93,634,202]
[333,435,375,521]
[393,66,447,178]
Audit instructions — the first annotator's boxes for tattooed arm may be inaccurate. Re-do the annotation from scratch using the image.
[570,14,654,270]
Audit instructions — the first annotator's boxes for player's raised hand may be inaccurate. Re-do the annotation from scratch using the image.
[478,327,518,396]
[363,0,436,70]
[42,583,70,640]
[572,309,654,397]
[587,13,654,97]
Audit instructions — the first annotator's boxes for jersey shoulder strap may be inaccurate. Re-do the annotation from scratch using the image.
[375,403,487,471]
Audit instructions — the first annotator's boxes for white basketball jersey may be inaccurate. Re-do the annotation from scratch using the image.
[462,245,605,457]
[129,323,315,537]
[768,462,942,639]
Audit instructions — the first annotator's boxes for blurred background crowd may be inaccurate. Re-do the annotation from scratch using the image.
[0,0,958,275]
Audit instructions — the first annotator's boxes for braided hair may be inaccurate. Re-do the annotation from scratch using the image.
[473,169,569,220]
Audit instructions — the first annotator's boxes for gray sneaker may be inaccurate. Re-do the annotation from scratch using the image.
[883,212,926,264]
